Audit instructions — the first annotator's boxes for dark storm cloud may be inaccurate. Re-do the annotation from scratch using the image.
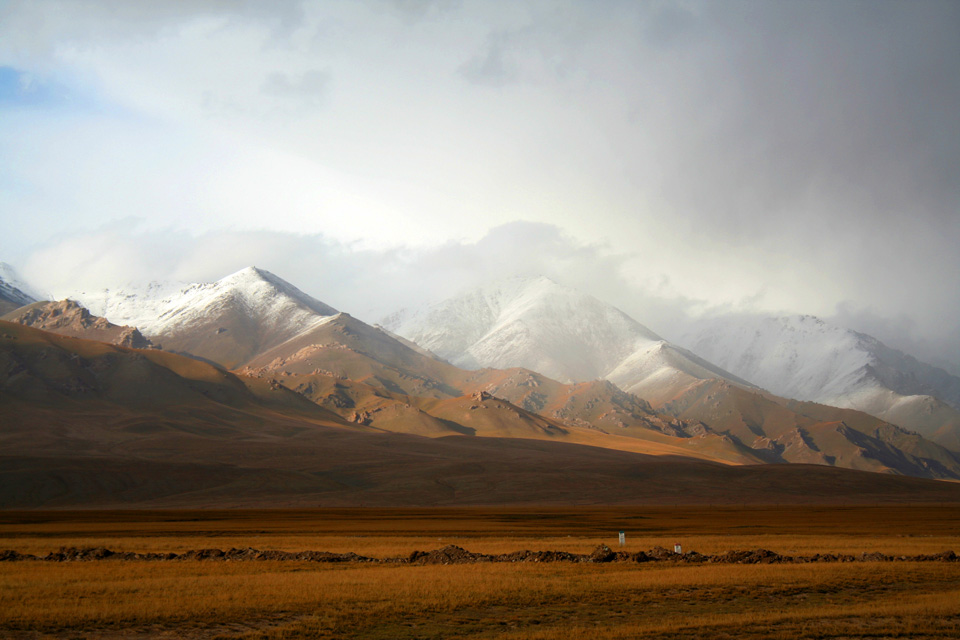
[646,1,960,235]
[678,1,960,369]
[550,0,960,372]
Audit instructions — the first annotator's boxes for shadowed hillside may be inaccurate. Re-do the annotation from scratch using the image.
[5,321,960,508]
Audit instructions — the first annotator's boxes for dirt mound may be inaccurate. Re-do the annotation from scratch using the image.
[647,546,677,560]
[588,544,616,563]
[409,545,489,565]
[711,549,789,564]
[491,549,587,563]
[4,545,959,565]
[43,546,118,561]
[913,550,958,562]
[802,553,855,563]
[624,551,654,563]
[677,551,710,563]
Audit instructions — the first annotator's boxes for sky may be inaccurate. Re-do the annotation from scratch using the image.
[1,0,958,373]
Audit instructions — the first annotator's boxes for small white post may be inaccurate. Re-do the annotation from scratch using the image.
[618,531,626,547]
[674,542,682,554]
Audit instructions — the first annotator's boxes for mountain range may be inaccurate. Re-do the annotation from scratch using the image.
[385,276,960,451]
[677,314,960,450]
[3,264,960,507]
[7,316,957,509]
[383,275,755,404]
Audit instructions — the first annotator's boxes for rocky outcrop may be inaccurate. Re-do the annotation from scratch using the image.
[3,300,154,349]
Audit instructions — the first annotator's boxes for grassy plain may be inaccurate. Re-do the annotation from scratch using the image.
[2,506,960,639]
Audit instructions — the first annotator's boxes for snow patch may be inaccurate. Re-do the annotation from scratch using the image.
[386,275,745,399]
[71,266,338,338]
[676,313,960,431]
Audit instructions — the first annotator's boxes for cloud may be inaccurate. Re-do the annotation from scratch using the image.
[458,32,518,86]
[0,1,306,55]
[2,1,959,372]
[16,217,960,373]
[18,221,691,329]
[261,69,329,101]
[829,302,960,378]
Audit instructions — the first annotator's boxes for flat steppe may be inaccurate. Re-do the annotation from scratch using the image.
[2,506,960,639]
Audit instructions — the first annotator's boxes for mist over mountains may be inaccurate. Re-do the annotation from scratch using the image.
[0,263,40,315]
[385,275,960,448]
[384,275,756,404]
[677,315,960,449]
[7,261,960,438]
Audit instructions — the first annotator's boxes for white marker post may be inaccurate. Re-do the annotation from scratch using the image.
[618,531,626,547]
[674,542,682,554]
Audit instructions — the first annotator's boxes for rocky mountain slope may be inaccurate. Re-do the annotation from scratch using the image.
[45,267,960,480]
[2,299,154,348]
[70,274,712,459]
[382,275,960,472]
[678,315,960,449]
[74,267,339,368]
[384,276,753,404]
[5,320,960,508]
[236,310,756,464]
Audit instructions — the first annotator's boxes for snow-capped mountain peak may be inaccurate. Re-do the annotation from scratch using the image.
[69,266,340,368]
[385,275,664,383]
[677,313,960,446]
[678,314,875,403]
[152,266,337,334]
[75,266,337,337]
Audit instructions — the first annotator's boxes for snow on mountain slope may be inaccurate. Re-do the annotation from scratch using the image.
[605,340,756,403]
[76,267,336,336]
[384,276,752,402]
[72,267,339,368]
[678,316,873,403]
[385,276,664,383]
[677,314,960,447]
[0,263,41,313]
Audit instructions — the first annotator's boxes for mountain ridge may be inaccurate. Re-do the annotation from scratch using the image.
[73,266,339,369]
[24,266,960,479]
[677,314,960,449]
[385,275,754,401]
[5,320,960,508]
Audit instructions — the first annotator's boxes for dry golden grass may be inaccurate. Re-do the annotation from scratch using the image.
[3,507,960,639]
[4,561,960,639]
